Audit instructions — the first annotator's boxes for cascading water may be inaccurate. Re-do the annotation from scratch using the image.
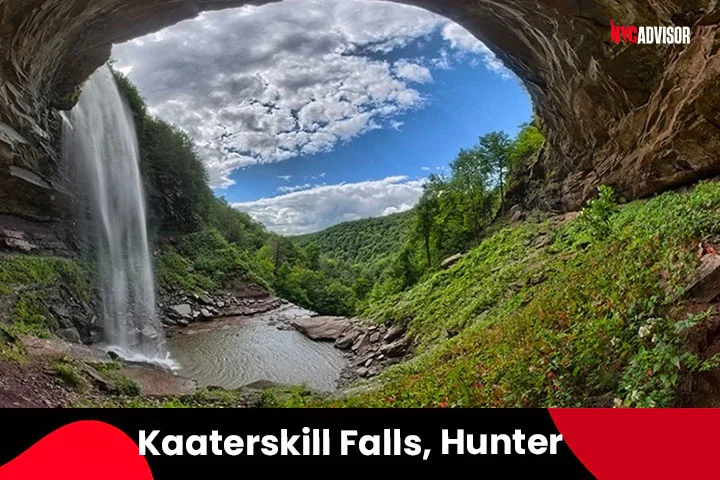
[62,65,172,367]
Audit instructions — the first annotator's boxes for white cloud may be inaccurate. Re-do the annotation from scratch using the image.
[394,59,433,84]
[112,0,508,189]
[441,23,514,79]
[421,166,431,171]
[277,175,292,181]
[304,172,326,180]
[234,175,423,235]
[277,183,312,194]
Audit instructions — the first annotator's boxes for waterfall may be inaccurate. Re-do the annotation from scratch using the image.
[62,65,172,367]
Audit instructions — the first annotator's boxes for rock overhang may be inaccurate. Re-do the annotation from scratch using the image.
[1,0,719,225]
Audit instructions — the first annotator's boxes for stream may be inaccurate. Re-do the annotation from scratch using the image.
[166,307,347,392]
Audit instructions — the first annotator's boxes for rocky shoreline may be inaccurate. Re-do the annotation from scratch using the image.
[288,316,411,388]
[159,285,412,390]
[160,284,284,328]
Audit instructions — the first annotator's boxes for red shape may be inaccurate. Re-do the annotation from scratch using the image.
[610,19,621,44]
[0,421,153,480]
[550,409,720,479]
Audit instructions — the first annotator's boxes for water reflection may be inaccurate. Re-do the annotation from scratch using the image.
[167,311,346,392]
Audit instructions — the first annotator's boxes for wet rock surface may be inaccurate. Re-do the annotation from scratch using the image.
[291,316,351,341]
[118,364,197,397]
[279,314,411,387]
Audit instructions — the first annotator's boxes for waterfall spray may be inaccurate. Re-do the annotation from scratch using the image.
[62,65,172,367]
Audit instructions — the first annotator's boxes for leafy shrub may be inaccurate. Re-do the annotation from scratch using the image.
[619,310,719,407]
[577,185,618,239]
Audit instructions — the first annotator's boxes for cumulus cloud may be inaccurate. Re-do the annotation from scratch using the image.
[394,59,433,84]
[234,176,424,235]
[441,23,514,79]
[112,0,506,189]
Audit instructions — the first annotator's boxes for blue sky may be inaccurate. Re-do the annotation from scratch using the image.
[113,0,531,234]
[226,31,531,203]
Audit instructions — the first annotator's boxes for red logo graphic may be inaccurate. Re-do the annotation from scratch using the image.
[0,421,153,480]
[610,19,638,44]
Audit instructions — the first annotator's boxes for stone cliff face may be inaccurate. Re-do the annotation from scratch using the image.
[1,0,719,241]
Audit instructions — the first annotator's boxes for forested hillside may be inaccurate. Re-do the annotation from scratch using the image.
[291,211,413,267]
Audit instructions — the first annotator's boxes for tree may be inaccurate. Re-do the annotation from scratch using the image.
[509,122,544,174]
[415,189,439,270]
[477,131,512,202]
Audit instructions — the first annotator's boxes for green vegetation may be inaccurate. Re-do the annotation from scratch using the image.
[342,124,545,307]
[308,183,720,408]
[0,256,90,297]
[74,387,252,408]
[54,359,89,392]
[292,212,413,266]
[156,228,270,294]
[0,256,92,338]
[0,327,25,363]
[90,361,141,396]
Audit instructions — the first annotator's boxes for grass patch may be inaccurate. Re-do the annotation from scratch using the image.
[54,360,89,392]
[0,326,26,364]
[0,256,91,299]
[73,387,250,408]
[0,255,93,338]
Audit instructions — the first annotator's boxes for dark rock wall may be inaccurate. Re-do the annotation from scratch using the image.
[1,0,719,235]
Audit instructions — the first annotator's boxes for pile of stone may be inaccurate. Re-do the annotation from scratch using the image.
[47,296,101,345]
[161,288,283,327]
[290,316,412,386]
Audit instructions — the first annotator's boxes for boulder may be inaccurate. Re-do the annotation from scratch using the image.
[686,254,720,303]
[383,324,405,343]
[168,304,192,319]
[198,294,214,306]
[57,328,81,344]
[335,330,359,350]
[78,364,117,392]
[291,316,351,341]
[351,333,369,352]
[509,205,526,223]
[199,308,213,320]
[380,336,411,358]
